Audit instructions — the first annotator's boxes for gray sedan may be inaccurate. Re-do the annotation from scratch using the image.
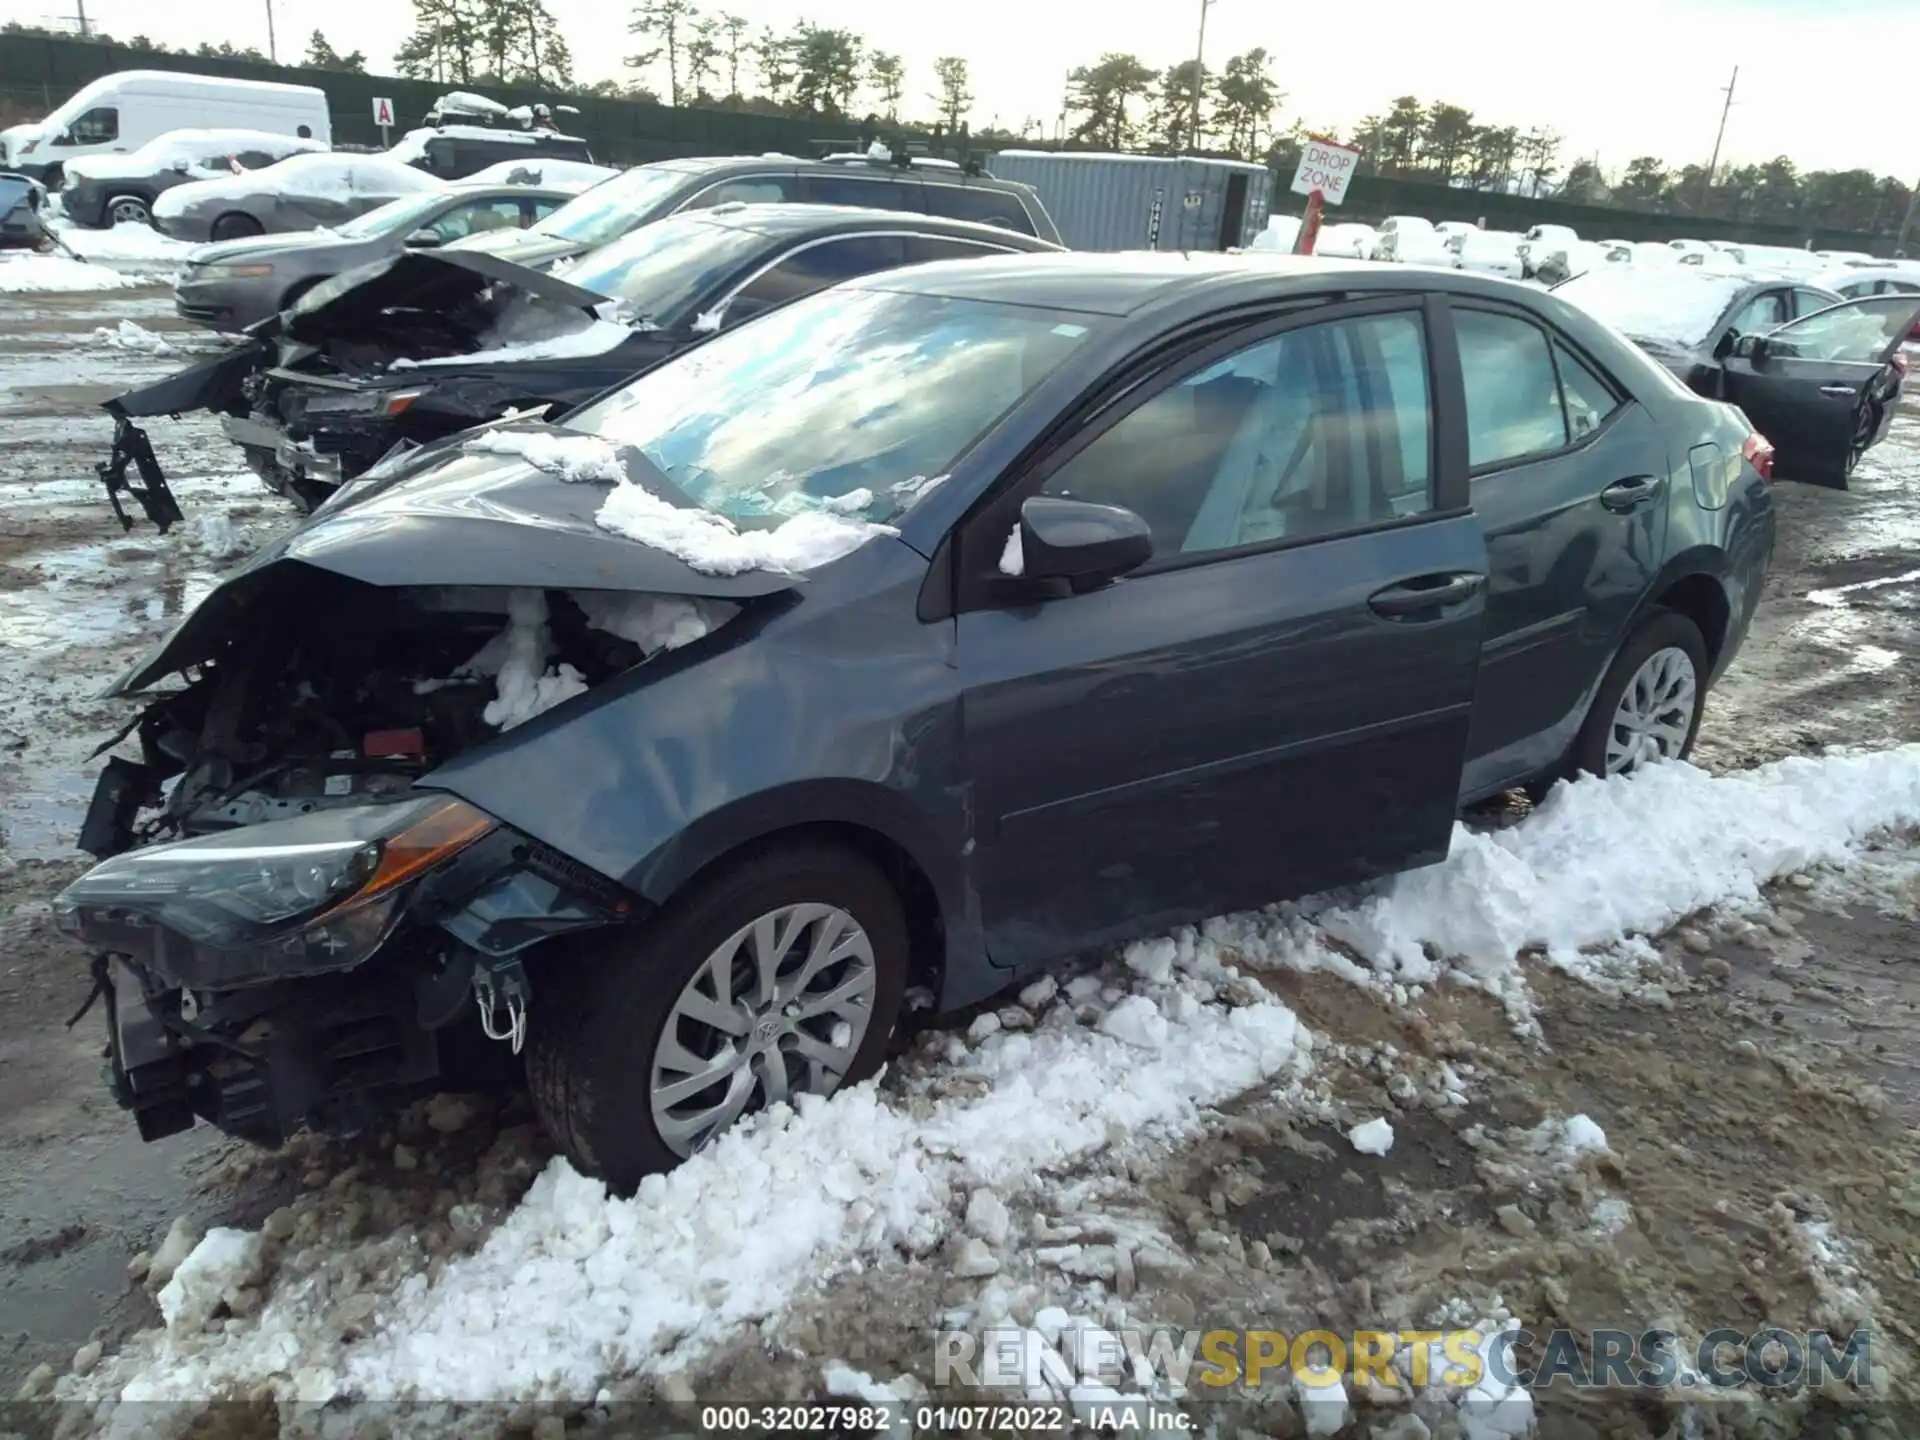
[173,183,574,331]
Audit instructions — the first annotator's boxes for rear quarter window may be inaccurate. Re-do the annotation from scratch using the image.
[923,183,1036,236]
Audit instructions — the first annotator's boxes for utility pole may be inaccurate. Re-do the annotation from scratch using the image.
[1703,65,1737,198]
[265,0,278,63]
[1188,0,1215,155]
[1898,178,1920,256]
[74,0,89,38]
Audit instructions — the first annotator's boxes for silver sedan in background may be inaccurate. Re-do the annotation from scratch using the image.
[173,183,575,331]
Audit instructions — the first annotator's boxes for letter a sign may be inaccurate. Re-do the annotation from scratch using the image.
[372,97,395,128]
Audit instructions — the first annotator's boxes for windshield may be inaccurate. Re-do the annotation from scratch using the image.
[529,163,694,247]
[1554,268,1747,349]
[564,286,1100,525]
[334,191,451,240]
[561,216,767,323]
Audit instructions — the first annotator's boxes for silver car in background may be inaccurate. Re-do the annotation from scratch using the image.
[173,183,575,330]
[153,152,445,243]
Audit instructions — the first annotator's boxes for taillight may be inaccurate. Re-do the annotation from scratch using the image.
[1742,432,1774,483]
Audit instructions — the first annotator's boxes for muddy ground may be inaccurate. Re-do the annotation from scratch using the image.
[1,286,1917,1434]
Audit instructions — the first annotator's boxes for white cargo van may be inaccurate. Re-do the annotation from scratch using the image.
[0,71,331,185]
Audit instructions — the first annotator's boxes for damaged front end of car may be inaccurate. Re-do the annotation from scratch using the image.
[60,439,795,1147]
[99,249,618,528]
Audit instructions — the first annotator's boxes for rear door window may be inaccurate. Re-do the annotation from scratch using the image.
[922,184,1036,235]
[681,174,796,210]
[797,172,918,213]
[1453,309,1569,469]
[1791,288,1839,319]
[903,234,1018,264]
[723,234,907,326]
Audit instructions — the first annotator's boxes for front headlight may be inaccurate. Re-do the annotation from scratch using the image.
[57,796,496,984]
[303,388,422,418]
[200,262,275,279]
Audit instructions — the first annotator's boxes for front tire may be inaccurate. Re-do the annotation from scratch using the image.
[210,211,264,242]
[105,193,152,227]
[526,841,909,1193]
[1568,609,1708,779]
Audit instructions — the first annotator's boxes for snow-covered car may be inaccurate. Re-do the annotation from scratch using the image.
[60,128,327,229]
[1518,223,1580,277]
[1451,228,1525,279]
[1532,240,1610,285]
[1376,227,1452,265]
[153,152,446,243]
[1668,238,1714,262]
[63,253,1777,1192]
[1313,222,1377,259]
[1245,214,1301,253]
[459,158,618,193]
[1629,241,1679,267]
[1815,249,1876,266]
[1554,265,1917,485]
[383,123,596,183]
[169,181,577,332]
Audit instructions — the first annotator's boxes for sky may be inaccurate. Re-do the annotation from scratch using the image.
[5,0,1916,179]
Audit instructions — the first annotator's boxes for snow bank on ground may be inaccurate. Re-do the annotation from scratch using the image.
[54,219,194,264]
[0,253,143,292]
[464,429,893,576]
[1314,748,1920,991]
[75,938,1306,1409]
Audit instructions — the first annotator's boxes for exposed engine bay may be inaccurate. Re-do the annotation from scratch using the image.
[66,575,737,1148]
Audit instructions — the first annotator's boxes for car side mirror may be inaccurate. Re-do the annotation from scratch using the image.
[404,229,443,248]
[1016,495,1153,590]
[1731,333,1763,360]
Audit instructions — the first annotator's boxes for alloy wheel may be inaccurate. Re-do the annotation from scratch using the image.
[648,901,877,1157]
[108,197,150,226]
[1605,645,1697,775]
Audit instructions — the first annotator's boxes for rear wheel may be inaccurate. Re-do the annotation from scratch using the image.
[526,841,909,1194]
[1568,609,1708,779]
[210,211,264,242]
[105,193,151,227]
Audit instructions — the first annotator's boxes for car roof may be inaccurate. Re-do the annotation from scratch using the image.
[443,182,579,201]
[687,201,1056,247]
[658,152,1030,191]
[849,250,1561,318]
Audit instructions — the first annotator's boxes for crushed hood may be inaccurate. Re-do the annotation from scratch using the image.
[109,424,797,694]
[282,249,609,348]
[440,229,586,268]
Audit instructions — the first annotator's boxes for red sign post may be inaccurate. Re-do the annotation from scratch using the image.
[1287,135,1363,257]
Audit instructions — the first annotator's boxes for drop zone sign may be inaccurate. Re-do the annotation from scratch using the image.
[1290,137,1362,205]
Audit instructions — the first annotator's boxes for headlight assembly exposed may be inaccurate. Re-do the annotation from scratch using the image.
[57,795,496,986]
[302,388,423,418]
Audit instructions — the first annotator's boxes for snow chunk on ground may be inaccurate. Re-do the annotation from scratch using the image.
[0,254,142,293]
[189,512,245,560]
[1558,1114,1608,1155]
[1348,1116,1395,1155]
[999,525,1025,576]
[56,220,193,264]
[92,318,177,354]
[1317,748,1920,990]
[156,1229,262,1333]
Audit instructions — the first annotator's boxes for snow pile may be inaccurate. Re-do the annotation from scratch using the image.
[188,512,247,561]
[1311,748,1920,992]
[156,1229,262,1333]
[390,317,630,370]
[75,936,1307,1408]
[998,525,1025,576]
[55,220,195,264]
[92,318,177,355]
[0,253,143,292]
[464,428,892,576]
[457,589,588,730]
[569,590,734,652]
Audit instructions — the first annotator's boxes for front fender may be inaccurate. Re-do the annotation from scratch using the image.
[418,538,989,997]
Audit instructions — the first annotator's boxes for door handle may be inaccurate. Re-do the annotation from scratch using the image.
[1599,475,1664,512]
[1818,384,1857,397]
[1368,572,1485,618]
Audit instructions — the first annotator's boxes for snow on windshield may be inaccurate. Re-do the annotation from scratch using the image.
[1553,268,1749,349]
[461,429,893,575]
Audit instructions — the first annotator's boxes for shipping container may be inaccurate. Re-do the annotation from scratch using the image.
[984,150,1272,253]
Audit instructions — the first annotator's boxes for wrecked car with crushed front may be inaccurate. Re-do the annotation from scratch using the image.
[60,253,1776,1194]
[95,204,1060,525]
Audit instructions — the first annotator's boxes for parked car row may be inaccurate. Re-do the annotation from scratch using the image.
[69,235,1783,1194]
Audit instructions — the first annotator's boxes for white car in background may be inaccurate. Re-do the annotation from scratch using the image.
[1314,221,1378,259]
[1669,238,1714,262]
[1375,226,1452,264]
[1816,249,1877,265]
[1451,228,1525,278]
[1630,240,1680,266]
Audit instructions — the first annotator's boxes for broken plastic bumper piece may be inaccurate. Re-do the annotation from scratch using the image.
[96,413,183,534]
